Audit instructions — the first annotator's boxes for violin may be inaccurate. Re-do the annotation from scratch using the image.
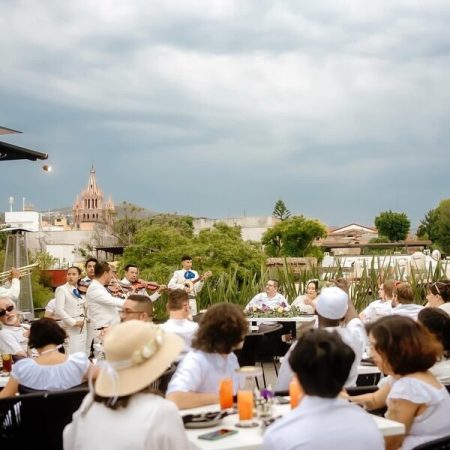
[131,280,163,292]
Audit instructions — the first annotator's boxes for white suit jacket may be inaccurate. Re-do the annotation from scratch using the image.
[86,279,124,329]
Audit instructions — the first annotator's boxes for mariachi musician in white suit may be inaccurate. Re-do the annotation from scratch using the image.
[54,266,87,354]
[167,255,211,316]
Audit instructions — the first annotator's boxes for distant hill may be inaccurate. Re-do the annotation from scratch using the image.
[45,202,158,220]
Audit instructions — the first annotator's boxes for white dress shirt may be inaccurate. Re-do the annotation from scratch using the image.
[0,324,28,355]
[245,292,288,310]
[167,349,240,395]
[64,392,190,450]
[160,319,198,359]
[85,279,124,329]
[361,299,392,323]
[263,395,384,450]
[391,303,424,321]
[0,278,20,301]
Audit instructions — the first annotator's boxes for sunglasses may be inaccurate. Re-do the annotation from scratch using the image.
[0,304,15,317]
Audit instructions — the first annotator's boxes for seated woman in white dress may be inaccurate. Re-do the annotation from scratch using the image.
[0,318,92,398]
[290,279,319,314]
[166,302,248,409]
[63,320,190,450]
[349,315,450,450]
[418,307,450,385]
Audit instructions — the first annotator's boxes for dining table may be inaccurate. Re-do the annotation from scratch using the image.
[182,401,405,450]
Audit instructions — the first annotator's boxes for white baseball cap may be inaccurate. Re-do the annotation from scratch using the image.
[316,286,349,320]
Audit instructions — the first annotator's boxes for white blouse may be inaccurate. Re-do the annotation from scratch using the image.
[387,377,450,450]
[11,352,89,390]
[290,295,316,314]
[167,349,241,394]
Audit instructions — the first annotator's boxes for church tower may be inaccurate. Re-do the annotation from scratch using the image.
[72,165,115,230]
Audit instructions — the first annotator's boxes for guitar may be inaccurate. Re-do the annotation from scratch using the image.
[184,271,212,293]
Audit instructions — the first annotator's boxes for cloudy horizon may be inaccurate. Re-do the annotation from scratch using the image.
[1,1,450,229]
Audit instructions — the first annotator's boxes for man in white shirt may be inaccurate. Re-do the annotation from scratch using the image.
[391,281,423,321]
[86,261,125,358]
[360,280,394,323]
[0,296,28,357]
[264,329,384,450]
[167,255,211,315]
[161,290,199,360]
[244,279,288,311]
[121,264,166,302]
[275,286,366,390]
[0,268,21,302]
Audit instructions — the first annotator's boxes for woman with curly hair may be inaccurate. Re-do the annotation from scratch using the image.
[166,302,248,409]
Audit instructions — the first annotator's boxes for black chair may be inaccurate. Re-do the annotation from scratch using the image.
[236,323,284,388]
[0,386,89,450]
[445,385,450,394]
[412,435,450,450]
[150,365,177,394]
[356,372,382,386]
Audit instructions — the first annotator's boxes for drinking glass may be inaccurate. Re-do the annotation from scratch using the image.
[289,378,301,409]
[1,354,12,373]
[237,390,254,426]
[219,378,234,410]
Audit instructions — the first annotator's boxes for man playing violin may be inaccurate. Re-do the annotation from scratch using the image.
[120,264,167,302]
[168,256,212,316]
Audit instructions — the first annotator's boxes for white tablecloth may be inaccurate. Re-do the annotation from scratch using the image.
[246,316,316,324]
[182,402,404,450]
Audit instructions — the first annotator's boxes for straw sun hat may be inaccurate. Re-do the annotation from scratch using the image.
[95,320,183,397]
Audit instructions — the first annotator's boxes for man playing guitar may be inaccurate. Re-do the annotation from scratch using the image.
[167,255,212,316]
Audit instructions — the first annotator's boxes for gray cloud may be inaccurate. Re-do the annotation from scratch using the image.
[1,1,450,229]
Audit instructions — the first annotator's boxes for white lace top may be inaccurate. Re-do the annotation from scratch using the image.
[387,377,450,450]
[11,352,89,391]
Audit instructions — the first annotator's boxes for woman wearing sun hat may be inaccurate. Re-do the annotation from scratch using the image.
[63,320,189,450]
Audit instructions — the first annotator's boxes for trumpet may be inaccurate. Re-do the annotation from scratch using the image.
[0,263,39,284]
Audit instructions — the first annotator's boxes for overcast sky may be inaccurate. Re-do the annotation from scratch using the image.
[1,1,449,228]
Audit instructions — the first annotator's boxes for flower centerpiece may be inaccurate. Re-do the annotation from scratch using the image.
[254,386,275,418]
[245,302,305,318]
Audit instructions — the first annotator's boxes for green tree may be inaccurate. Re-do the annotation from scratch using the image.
[435,199,450,253]
[374,210,410,241]
[417,208,441,241]
[262,215,327,257]
[272,200,291,221]
[112,201,146,246]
